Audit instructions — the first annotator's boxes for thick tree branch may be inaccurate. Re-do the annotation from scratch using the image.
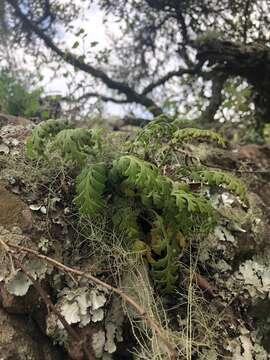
[76,92,130,104]
[195,37,270,124]
[62,92,130,104]
[7,0,163,117]
[199,73,227,124]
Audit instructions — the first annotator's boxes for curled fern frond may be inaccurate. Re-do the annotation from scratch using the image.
[134,116,192,153]
[135,117,173,145]
[112,156,214,234]
[193,170,247,201]
[26,119,72,158]
[73,163,107,217]
[172,128,225,147]
[50,128,98,165]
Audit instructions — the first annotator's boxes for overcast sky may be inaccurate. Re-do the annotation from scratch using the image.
[35,2,129,116]
[43,3,118,94]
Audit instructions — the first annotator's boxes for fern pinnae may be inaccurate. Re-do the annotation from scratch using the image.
[26,119,72,158]
[113,155,158,191]
[193,169,247,201]
[74,163,107,217]
[50,128,96,165]
[172,128,226,147]
[150,216,180,293]
[111,196,142,242]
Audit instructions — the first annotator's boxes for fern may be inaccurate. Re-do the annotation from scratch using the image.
[133,117,194,160]
[150,216,180,293]
[26,119,72,158]
[134,116,174,146]
[112,155,158,193]
[112,155,214,229]
[172,128,225,147]
[192,169,247,201]
[111,196,142,242]
[25,120,239,294]
[73,163,107,217]
[50,128,99,165]
[173,186,212,214]
[170,186,215,233]
[135,116,193,146]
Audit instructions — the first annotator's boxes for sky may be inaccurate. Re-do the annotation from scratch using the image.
[42,3,117,94]
[40,2,128,116]
[7,1,125,116]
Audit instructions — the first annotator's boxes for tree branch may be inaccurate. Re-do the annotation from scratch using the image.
[142,67,199,95]
[194,37,270,124]
[122,116,150,127]
[199,73,227,124]
[7,0,163,117]
[63,92,130,104]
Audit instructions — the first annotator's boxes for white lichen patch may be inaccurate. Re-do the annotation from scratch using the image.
[237,258,270,298]
[56,286,107,326]
[46,285,124,359]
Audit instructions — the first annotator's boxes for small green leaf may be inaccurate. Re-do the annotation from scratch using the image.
[72,41,80,49]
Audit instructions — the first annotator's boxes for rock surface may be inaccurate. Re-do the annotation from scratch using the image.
[0,114,270,359]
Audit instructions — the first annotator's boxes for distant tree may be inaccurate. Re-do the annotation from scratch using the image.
[0,68,43,117]
[1,0,270,134]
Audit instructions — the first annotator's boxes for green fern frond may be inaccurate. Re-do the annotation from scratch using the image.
[150,216,180,293]
[73,163,107,217]
[172,187,212,214]
[135,117,173,144]
[193,169,247,201]
[151,253,179,293]
[50,128,97,165]
[112,155,158,190]
[171,118,194,128]
[112,155,214,232]
[169,186,214,233]
[26,119,72,158]
[152,175,173,209]
[172,128,225,147]
[112,155,174,208]
[134,116,192,150]
[150,214,168,254]
[112,197,142,242]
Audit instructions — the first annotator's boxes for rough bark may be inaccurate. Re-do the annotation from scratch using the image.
[195,38,270,128]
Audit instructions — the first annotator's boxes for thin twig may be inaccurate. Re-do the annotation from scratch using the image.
[4,241,176,360]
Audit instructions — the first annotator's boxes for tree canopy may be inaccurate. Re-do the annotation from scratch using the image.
[1,0,270,132]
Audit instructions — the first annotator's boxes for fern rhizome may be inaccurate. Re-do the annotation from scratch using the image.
[26,118,247,293]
